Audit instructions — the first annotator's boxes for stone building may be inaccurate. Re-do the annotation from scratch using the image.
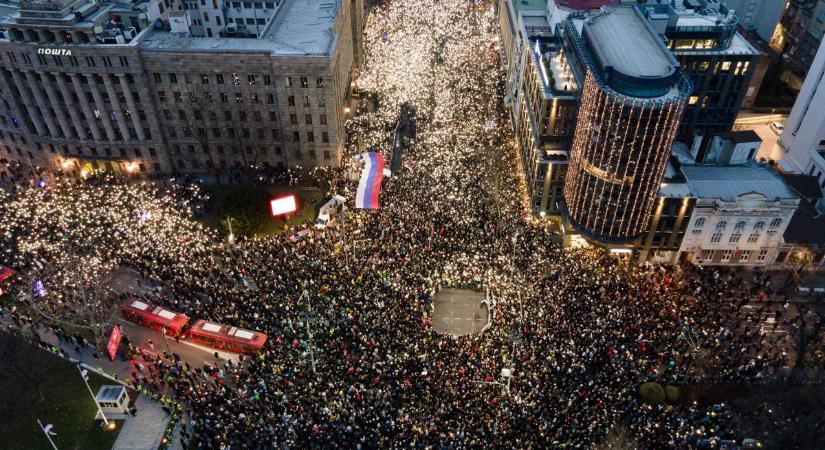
[0,0,364,177]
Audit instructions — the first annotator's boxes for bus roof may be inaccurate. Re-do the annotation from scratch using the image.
[191,319,267,346]
[121,299,189,329]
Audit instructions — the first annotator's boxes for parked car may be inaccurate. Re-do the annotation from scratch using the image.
[770,122,784,135]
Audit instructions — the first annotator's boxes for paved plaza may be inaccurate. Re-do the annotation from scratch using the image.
[432,288,489,336]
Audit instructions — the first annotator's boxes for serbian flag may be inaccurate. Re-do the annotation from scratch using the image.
[355,152,384,209]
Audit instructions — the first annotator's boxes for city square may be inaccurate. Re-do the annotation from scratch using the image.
[1,0,825,448]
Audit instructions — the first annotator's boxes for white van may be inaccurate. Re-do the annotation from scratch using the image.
[316,195,347,229]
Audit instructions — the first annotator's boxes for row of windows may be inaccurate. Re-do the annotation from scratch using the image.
[152,72,325,89]
[694,217,782,231]
[703,249,769,263]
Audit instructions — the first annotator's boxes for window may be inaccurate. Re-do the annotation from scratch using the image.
[715,220,727,231]
[694,217,705,228]
[248,74,256,85]
[169,73,178,84]
[740,250,751,261]
[303,95,310,107]
[288,96,295,106]
[305,114,312,125]
[710,232,723,243]
[753,221,765,231]
[323,150,331,160]
[231,73,240,85]
[290,114,297,125]
[201,74,209,84]
[729,233,741,243]
[322,131,329,143]
[300,77,308,88]
[216,74,224,84]
[316,77,325,88]
[734,220,746,231]
[721,250,732,262]
[285,76,292,87]
[292,131,300,142]
[756,250,768,262]
[704,250,715,261]
[747,233,760,243]
[267,93,275,104]
[769,218,782,228]
[158,91,167,103]
[307,131,314,142]
[689,96,698,105]
[153,73,162,83]
[263,75,271,85]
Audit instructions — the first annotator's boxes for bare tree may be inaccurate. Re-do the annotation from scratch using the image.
[594,426,639,450]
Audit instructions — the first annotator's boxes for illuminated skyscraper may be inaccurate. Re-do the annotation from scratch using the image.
[561,7,692,243]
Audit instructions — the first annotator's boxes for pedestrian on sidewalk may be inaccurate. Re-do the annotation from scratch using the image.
[148,339,155,351]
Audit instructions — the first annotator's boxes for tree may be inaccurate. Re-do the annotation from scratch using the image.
[595,426,639,450]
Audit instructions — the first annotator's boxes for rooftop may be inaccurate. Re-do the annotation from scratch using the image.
[682,165,797,201]
[718,130,761,144]
[556,0,620,11]
[583,7,673,80]
[141,0,337,55]
[95,385,126,402]
[781,173,824,199]
[511,0,546,13]
[784,200,825,245]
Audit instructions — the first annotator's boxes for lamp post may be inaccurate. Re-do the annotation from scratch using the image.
[225,217,235,244]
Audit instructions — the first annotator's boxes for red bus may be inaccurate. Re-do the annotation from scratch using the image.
[121,299,190,338]
[188,319,267,354]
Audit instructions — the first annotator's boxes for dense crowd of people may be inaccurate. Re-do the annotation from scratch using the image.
[0,0,816,448]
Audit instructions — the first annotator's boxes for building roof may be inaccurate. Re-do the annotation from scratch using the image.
[781,173,824,199]
[583,7,673,80]
[556,0,620,11]
[141,0,337,55]
[784,200,825,245]
[511,0,547,13]
[718,130,761,144]
[95,385,126,402]
[682,165,797,200]
[261,0,338,55]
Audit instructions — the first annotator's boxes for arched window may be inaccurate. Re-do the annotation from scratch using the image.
[715,220,727,231]
[694,217,706,228]
[770,218,782,228]
[734,220,746,231]
[753,221,765,231]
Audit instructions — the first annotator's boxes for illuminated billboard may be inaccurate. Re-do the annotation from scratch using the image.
[270,195,298,216]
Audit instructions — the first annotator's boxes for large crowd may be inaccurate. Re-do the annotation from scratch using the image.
[0,0,813,448]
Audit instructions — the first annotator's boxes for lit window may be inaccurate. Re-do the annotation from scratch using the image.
[689,96,699,105]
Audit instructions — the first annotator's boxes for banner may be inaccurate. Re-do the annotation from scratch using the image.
[107,324,122,361]
[355,152,384,209]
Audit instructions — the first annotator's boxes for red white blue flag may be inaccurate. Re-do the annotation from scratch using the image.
[355,152,384,209]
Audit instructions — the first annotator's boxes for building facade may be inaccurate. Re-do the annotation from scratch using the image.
[561,7,691,243]
[776,0,825,77]
[677,165,799,266]
[0,0,364,177]
[775,38,825,199]
[639,1,759,154]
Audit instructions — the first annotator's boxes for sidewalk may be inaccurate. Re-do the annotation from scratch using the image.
[112,394,172,450]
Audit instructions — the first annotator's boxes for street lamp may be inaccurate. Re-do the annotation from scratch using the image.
[225,217,235,243]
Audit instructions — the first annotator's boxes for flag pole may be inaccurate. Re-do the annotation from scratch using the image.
[77,365,110,426]
[36,419,59,450]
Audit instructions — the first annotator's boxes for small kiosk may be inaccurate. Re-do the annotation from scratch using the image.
[95,385,130,417]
